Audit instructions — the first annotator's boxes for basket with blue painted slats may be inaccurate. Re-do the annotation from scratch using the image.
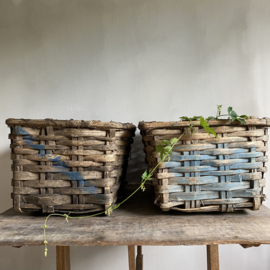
[6,118,136,214]
[139,117,270,212]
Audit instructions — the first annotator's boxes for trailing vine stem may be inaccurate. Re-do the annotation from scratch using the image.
[42,126,191,257]
[43,105,248,257]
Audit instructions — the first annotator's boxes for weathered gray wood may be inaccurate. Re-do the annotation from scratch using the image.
[202,198,249,205]
[7,119,135,214]
[20,165,70,173]
[11,154,70,162]
[170,166,218,173]
[9,134,115,142]
[19,178,115,188]
[1,187,270,247]
[22,192,116,205]
[152,154,216,162]
[201,182,251,191]
[201,148,248,155]
[153,176,219,185]
[153,133,217,141]
[200,159,249,167]
[156,182,253,193]
[20,203,104,212]
[25,194,72,206]
[199,170,248,176]
[233,188,261,197]
[226,130,264,137]
[170,191,219,201]
[12,140,117,150]
[228,141,264,149]
[11,143,70,150]
[13,171,104,180]
[140,119,268,213]
[138,119,270,130]
[7,118,136,130]
[146,126,246,135]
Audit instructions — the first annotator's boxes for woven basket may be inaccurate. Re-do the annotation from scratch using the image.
[7,118,136,214]
[139,117,270,212]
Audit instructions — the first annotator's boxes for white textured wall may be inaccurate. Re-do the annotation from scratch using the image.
[0,0,270,269]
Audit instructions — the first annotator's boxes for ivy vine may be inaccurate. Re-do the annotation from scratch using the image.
[42,105,248,256]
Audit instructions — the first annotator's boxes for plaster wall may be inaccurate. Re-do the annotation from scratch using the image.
[0,0,270,269]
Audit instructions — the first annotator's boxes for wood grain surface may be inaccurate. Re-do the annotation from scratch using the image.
[207,245,219,270]
[56,246,70,270]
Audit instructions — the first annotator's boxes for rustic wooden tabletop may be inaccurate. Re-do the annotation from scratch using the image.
[0,185,270,247]
[0,185,270,270]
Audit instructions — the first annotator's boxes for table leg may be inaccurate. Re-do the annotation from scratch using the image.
[128,245,136,270]
[56,246,70,270]
[136,246,143,270]
[207,245,219,270]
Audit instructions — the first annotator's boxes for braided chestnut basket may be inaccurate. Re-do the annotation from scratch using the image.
[7,118,135,214]
[139,117,270,212]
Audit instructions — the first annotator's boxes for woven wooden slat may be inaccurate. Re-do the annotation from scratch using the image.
[139,117,270,212]
[7,118,135,214]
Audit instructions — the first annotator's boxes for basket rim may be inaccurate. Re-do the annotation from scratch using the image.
[138,117,270,130]
[6,118,136,130]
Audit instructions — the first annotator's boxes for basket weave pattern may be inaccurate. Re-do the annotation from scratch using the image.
[7,119,135,214]
[139,118,270,212]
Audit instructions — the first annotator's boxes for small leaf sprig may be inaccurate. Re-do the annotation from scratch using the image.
[205,105,248,123]
[43,105,248,257]
[227,106,248,124]
[180,116,218,138]
[180,106,248,136]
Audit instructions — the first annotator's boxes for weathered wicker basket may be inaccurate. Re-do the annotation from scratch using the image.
[139,117,270,212]
[7,119,135,214]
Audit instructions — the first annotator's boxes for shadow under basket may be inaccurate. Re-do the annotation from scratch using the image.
[139,117,270,212]
[6,118,136,214]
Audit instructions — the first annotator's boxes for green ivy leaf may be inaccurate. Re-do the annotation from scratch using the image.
[199,117,218,138]
[170,138,178,145]
[156,144,164,153]
[231,115,236,122]
[142,170,148,180]
[142,171,152,182]
[199,116,208,128]
[205,126,218,138]
[236,118,247,124]
[161,140,170,145]
[230,110,238,117]
[226,107,248,125]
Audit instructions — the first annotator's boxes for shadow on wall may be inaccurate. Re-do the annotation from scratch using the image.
[125,133,147,185]
[0,150,13,213]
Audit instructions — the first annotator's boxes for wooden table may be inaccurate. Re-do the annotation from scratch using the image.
[0,186,270,270]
